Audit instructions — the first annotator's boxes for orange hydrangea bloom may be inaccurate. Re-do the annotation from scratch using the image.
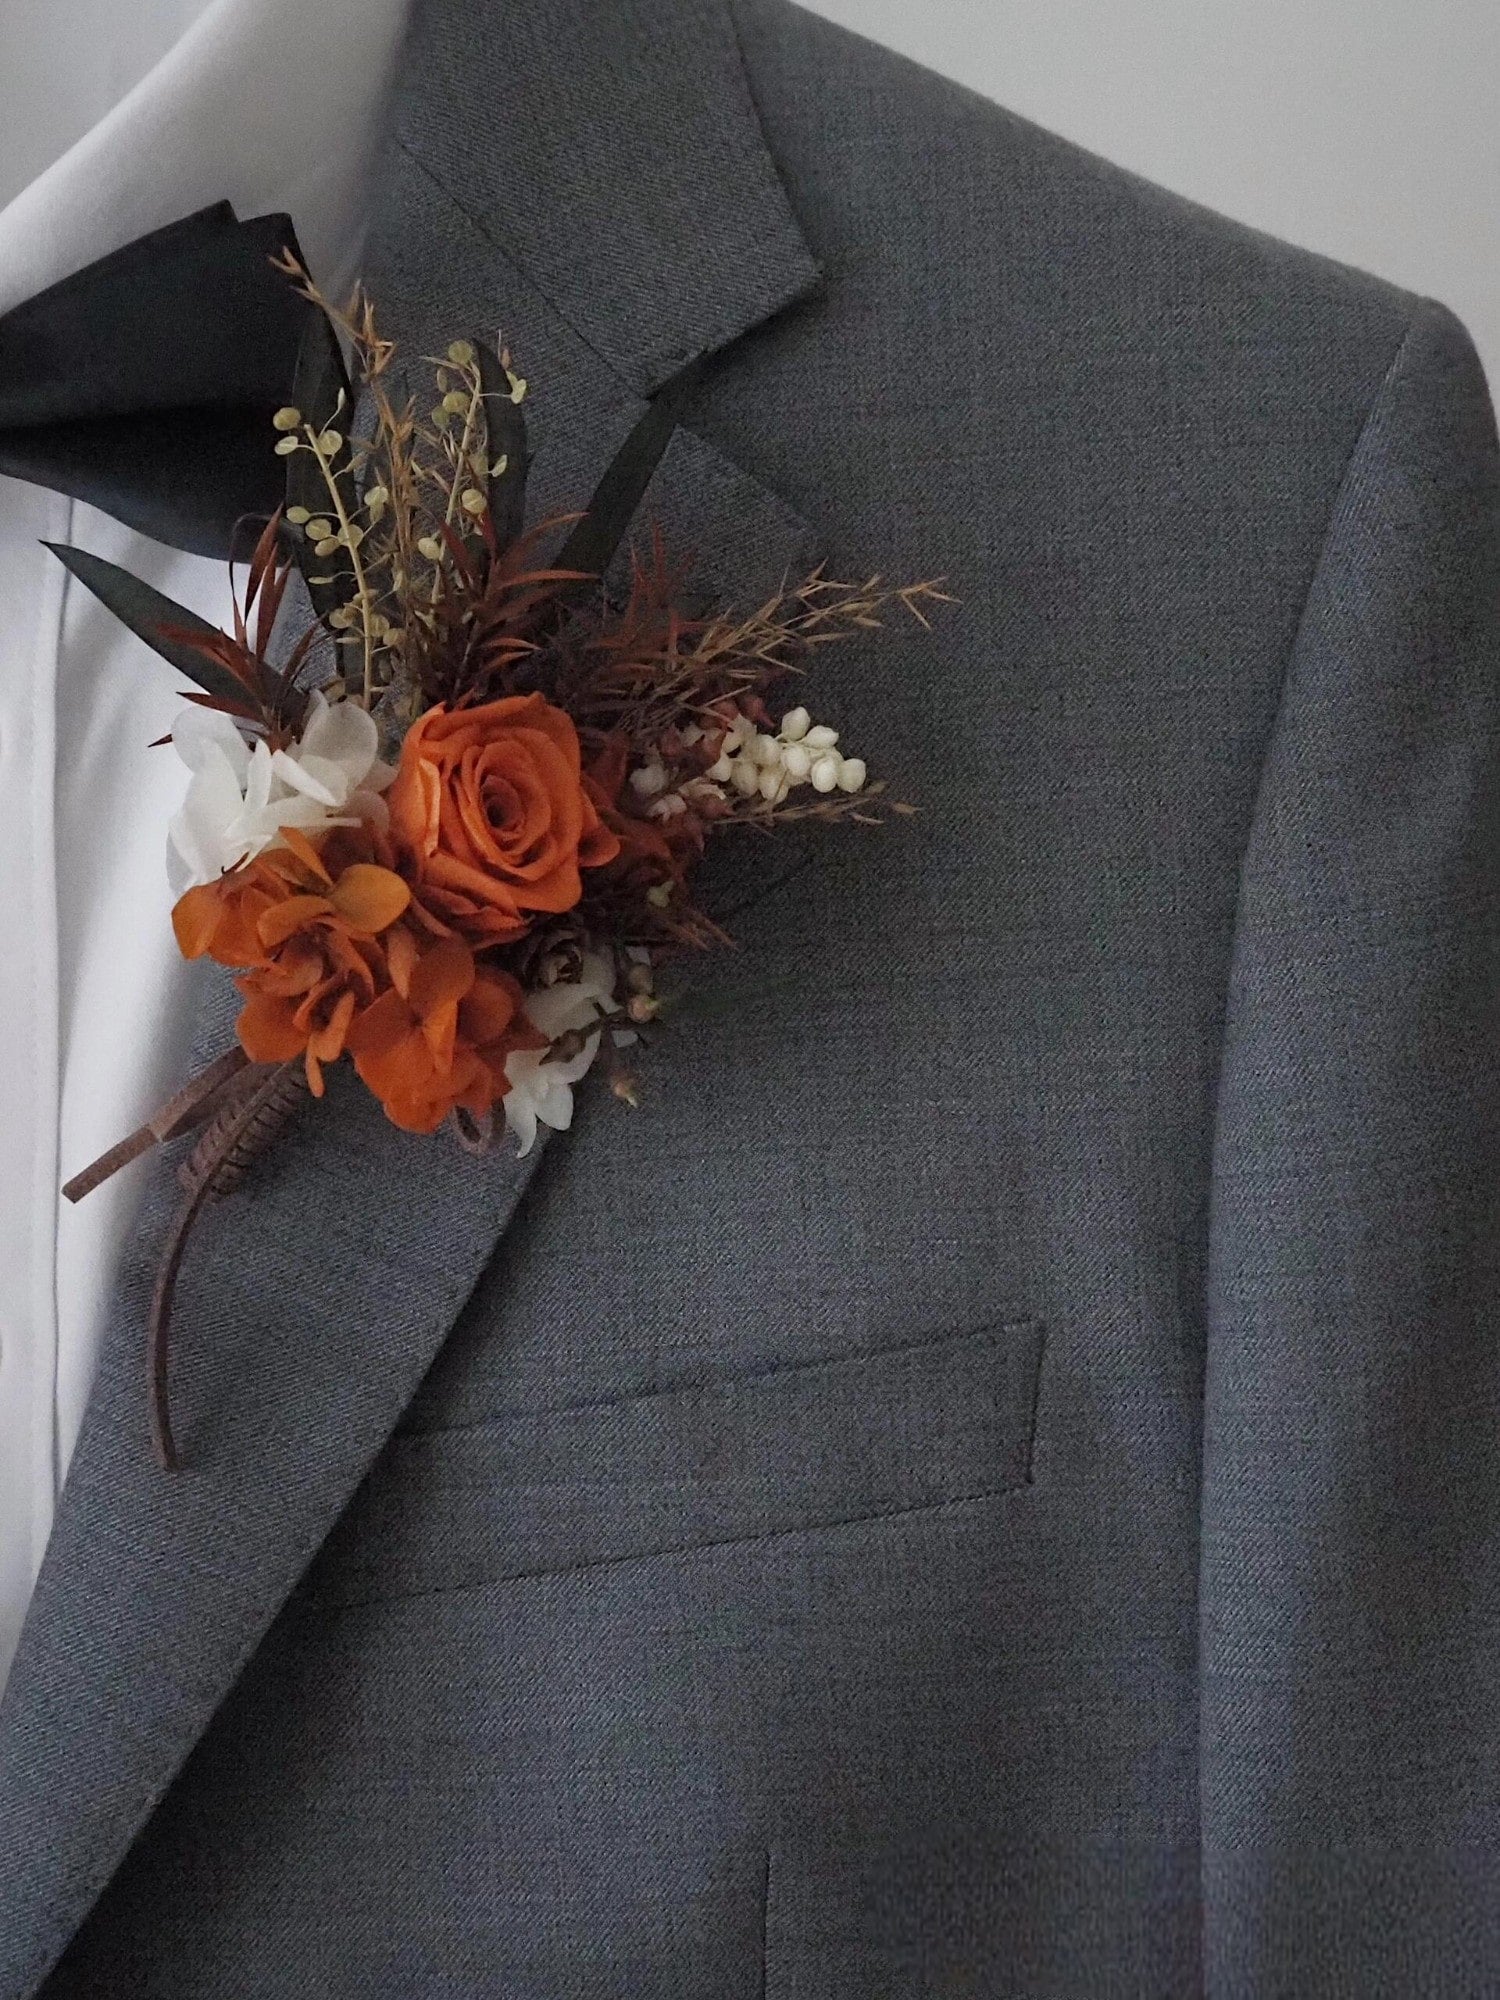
[344,932,545,1134]
[172,826,411,1096]
[387,692,620,946]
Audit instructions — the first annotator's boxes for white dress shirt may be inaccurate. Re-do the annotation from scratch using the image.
[0,0,412,1700]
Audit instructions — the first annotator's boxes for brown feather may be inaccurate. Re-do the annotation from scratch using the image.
[149,1061,309,1469]
[177,1062,308,1203]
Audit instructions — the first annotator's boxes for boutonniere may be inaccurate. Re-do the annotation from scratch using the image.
[61,251,948,1467]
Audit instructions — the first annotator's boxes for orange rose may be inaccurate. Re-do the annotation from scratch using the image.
[345,933,544,1133]
[388,693,620,946]
[172,826,411,1095]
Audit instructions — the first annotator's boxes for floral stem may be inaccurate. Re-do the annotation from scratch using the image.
[303,420,376,709]
[427,360,486,611]
[61,1047,250,1203]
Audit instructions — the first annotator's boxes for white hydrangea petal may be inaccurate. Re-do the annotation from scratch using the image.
[501,1052,543,1157]
[162,698,401,894]
[559,1033,603,1088]
[270,749,346,807]
[297,690,380,780]
[166,835,192,899]
[193,744,252,821]
[502,1024,608,1157]
[576,949,618,1007]
[535,1079,577,1133]
[523,985,592,1041]
[171,706,251,784]
[166,808,215,889]
[243,739,275,815]
[236,823,278,865]
[522,952,619,1041]
[255,793,338,837]
[169,754,255,884]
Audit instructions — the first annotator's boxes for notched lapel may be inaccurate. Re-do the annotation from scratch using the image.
[0,984,561,1996]
[0,3,827,1988]
[382,0,823,398]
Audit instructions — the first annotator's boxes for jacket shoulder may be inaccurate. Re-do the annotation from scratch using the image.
[733,0,1442,393]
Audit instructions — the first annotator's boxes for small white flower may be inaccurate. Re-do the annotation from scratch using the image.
[166,690,395,892]
[628,758,670,799]
[503,951,620,1157]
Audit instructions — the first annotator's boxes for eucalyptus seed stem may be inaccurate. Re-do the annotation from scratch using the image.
[303,422,377,708]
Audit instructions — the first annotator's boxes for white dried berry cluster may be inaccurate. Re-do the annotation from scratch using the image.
[627,725,716,824]
[706,707,867,806]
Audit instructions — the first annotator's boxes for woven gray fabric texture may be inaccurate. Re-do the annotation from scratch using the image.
[1,1,1495,1992]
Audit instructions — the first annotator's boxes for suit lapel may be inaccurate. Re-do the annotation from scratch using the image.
[0,3,824,1989]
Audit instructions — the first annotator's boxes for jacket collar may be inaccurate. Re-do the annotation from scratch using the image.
[376,0,821,397]
[0,3,823,1988]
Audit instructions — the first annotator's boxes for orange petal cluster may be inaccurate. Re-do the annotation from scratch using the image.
[171,825,541,1127]
[173,827,409,1096]
[388,693,620,946]
[345,934,543,1134]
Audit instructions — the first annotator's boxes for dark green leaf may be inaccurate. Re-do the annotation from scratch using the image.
[473,337,530,550]
[285,309,359,630]
[551,357,704,594]
[42,542,251,710]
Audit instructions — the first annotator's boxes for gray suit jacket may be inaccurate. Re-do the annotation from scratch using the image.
[2,1,1497,1993]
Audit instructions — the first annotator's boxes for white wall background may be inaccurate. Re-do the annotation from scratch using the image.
[802,0,1500,397]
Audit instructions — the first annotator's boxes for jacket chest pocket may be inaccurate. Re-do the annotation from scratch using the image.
[306,1316,1045,1606]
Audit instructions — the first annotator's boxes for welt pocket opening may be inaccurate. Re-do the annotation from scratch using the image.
[309,1316,1045,1605]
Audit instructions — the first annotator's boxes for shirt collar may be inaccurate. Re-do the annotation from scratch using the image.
[0,0,412,317]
